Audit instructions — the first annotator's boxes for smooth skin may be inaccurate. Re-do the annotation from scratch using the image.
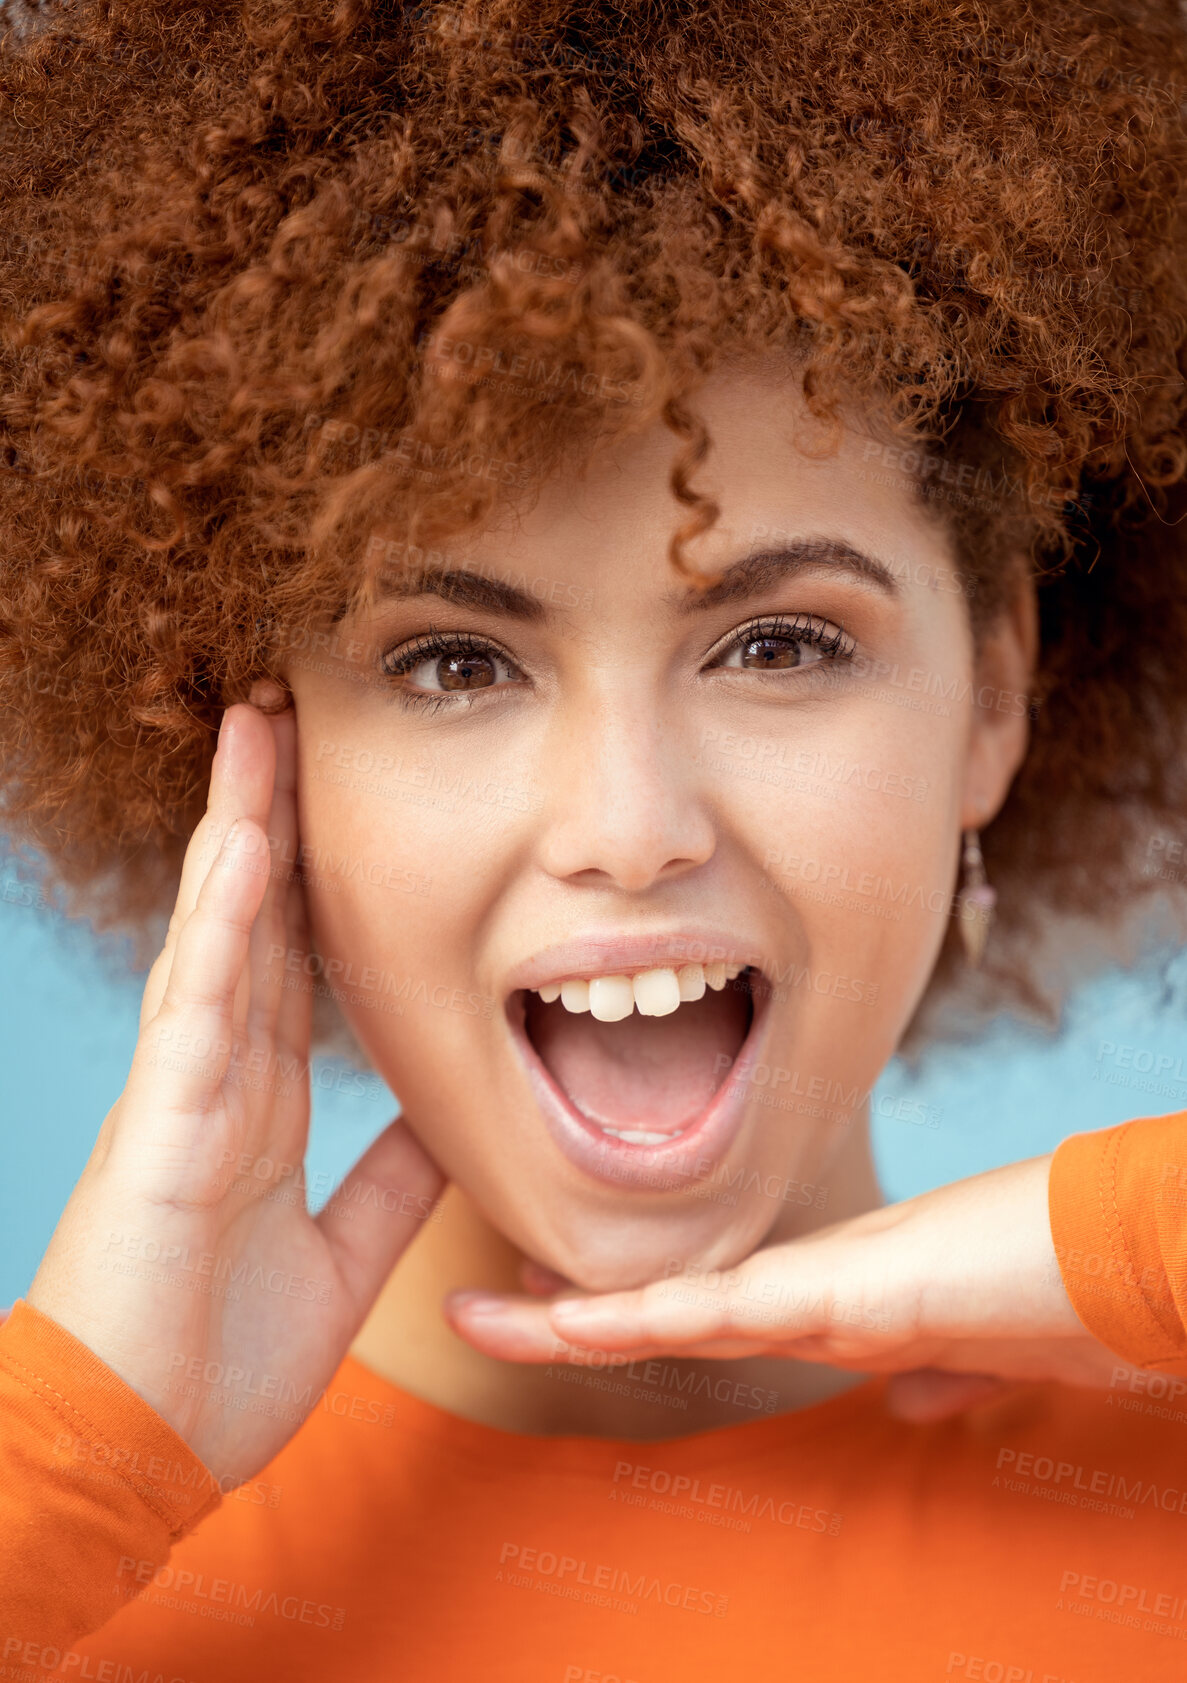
[26,701,442,1488]
[25,362,1126,1490]
[23,709,1115,1493]
[448,1152,1118,1422]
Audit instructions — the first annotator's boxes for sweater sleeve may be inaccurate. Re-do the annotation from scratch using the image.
[1048,1108,1187,1376]
[0,1298,222,1649]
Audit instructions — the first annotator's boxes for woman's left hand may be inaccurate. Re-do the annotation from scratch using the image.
[444,1152,1129,1422]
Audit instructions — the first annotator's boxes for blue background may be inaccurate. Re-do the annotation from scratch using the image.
[3,838,1186,1306]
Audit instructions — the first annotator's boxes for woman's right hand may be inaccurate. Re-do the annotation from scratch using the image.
[26,696,443,1489]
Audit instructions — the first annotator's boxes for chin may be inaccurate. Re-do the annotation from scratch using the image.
[499,1178,781,1296]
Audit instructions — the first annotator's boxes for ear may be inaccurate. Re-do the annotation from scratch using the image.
[960,563,1037,830]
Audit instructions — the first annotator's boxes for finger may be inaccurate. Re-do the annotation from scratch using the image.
[443,1292,638,1365]
[244,705,299,1047]
[448,1240,878,1363]
[272,837,314,1070]
[546,1257,804,1352]
[315,1118,446,1322]
[447,1298,776,1365]
[138,712,238,1031]
[883,1369,1009,1423]
[112,818,272,1188]
[139,704,278,1029]
[448,1269,765,1359]
[444,1274,766,1362]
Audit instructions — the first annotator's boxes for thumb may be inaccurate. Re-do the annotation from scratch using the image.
[315,1117,446,1319]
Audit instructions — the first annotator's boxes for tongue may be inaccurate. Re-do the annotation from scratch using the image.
[524,985,751,1134]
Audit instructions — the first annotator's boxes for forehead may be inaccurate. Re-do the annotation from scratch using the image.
[338,356,967,644]
[443,361,959,593]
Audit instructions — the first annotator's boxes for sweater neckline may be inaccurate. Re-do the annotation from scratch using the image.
[337,1351,895,1475]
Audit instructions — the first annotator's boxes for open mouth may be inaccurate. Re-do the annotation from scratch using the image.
[507,957,771,1189]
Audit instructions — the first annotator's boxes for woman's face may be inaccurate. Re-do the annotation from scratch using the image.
[280,362,1031,1289]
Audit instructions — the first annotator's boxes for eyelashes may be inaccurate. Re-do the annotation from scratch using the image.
[379,626,525,712]
[378,613,856,711]
[703,613,857,670]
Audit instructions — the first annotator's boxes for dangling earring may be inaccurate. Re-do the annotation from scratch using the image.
[956,829,996,968]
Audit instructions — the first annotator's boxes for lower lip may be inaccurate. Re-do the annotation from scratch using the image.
[506,982,771,1192]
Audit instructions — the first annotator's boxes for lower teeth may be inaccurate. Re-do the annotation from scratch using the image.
[597,1125,679,1145]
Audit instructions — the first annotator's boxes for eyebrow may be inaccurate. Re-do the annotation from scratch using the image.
[666,538,899,611]
[352,536,898,623]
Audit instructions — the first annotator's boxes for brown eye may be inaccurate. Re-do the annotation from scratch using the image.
[437,651,497,689]
[711,614,851,676]
[382,632,523,701]
[740,636,803,670]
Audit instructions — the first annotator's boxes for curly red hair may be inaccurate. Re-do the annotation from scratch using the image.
[2,0,1186,1031]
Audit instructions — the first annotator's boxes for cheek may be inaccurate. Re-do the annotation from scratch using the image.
[719,703,965,1008]
[293,737,525,1072]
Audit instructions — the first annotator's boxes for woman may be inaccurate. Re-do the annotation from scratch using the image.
[2,0,1187,1676]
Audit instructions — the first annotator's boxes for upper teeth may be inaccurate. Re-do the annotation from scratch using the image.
[534,962,747,1020]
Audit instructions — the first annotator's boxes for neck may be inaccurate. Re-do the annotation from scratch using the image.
[349,1108,884,1439]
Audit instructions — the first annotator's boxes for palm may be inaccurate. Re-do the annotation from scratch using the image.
[29,700,442,1487]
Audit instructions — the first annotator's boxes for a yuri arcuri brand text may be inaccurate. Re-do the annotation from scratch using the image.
[995,1447,1187,1517]
[1059,1568,1187,1626]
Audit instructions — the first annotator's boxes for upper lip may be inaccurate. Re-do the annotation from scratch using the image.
[503,928,771,997]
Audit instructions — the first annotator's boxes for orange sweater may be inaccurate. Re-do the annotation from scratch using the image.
[3,1110,1187,1681]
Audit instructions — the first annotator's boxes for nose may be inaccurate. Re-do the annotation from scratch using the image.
[535,681,716,892]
